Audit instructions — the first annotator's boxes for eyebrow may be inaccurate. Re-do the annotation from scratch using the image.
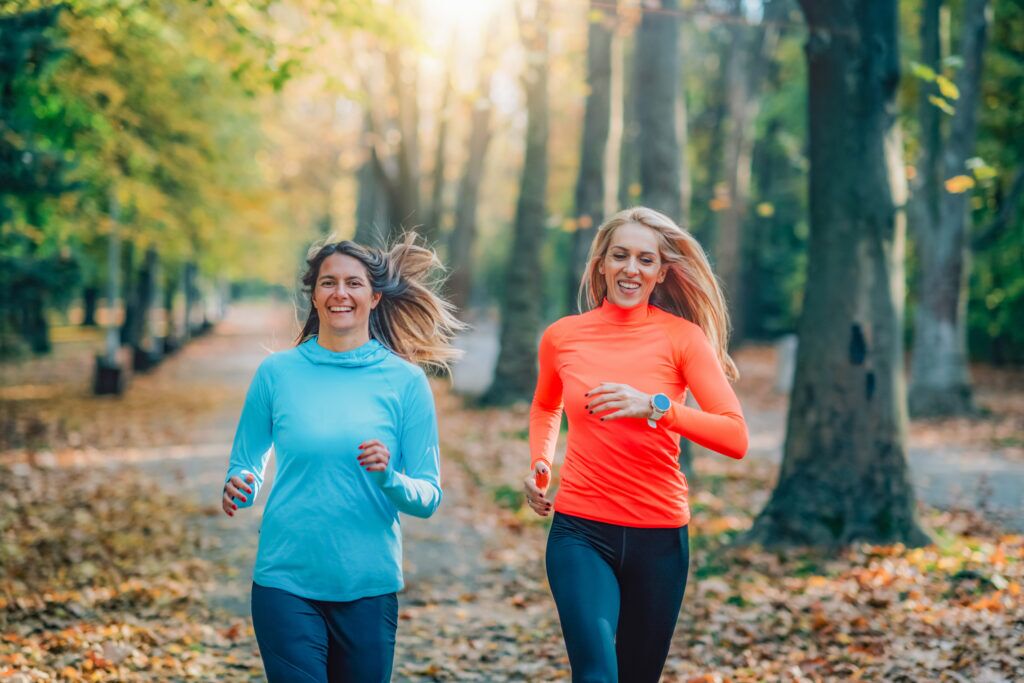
[609,245,658,256]
[319,274,366,282]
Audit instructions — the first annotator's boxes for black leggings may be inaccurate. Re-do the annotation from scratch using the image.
[250,582,397,683]
[546,512,689,683]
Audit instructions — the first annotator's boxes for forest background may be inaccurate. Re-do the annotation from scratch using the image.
[1,0,1023,681]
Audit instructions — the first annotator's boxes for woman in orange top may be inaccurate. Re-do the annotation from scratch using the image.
[524,206,748,682]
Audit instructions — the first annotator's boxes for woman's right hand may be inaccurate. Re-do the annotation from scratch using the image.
[523,461,553,517]
[222,473,255,517]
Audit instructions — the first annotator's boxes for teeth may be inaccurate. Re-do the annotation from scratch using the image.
[618,281,640,290]
[328,306,353,312]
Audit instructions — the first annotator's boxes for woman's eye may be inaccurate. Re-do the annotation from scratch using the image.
[612,253,626,260]
[641,258,654,265]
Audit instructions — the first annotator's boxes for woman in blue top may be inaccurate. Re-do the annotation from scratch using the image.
[221,233,462,682]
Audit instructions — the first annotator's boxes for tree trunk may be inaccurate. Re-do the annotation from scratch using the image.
[23,287,49,354]
[448,46,497,314]
[568,0,616,311]
[386,46,421,232]
[183,260,198,340]
[162,265,180,351]
[103,190,121,364]
[676,71,691,230]
[484,0,550,405]
[425,46,455,249]
[119,241,137,346]
[908,0,989,417]
[618,36,639,209]
[635,0,681,221]
[746,0,929,548]
[714,0,784,343]
[81,285,98,326]
[356,112,391,247]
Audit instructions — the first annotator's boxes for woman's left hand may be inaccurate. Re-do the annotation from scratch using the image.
[585,383,653,422]
[358,439,391,472]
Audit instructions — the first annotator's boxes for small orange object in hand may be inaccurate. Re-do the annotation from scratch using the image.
[536,469,549,489]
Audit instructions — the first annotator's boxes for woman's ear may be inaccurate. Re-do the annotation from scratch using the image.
[657,265,668,283]
[370,291,383,309]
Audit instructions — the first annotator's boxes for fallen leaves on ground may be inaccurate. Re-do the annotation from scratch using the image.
[1,311,1022,681]
[0,463,263,682]
[391,396,1024,682]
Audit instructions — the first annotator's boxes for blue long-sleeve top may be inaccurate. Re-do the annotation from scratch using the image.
[224,337,442,602]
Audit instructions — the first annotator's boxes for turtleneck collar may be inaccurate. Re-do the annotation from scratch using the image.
[297,336,390,367]
[597,298,652,325]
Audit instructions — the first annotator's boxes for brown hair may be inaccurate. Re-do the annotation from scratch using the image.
[297,232,465,371]
[579,206,739,381]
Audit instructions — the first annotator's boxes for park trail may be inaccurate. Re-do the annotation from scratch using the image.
[46,301,1023,621]
[4,300,1021,681]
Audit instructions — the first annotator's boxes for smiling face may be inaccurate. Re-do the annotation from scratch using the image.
[312,253,381,343]
[599,222,668,308]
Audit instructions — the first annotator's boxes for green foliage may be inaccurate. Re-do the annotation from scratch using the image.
[968,0,1024,363]
[0,5,80,354]
[492,484,524,511]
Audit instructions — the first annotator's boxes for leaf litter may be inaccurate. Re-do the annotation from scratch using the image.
[1,339,1022,681]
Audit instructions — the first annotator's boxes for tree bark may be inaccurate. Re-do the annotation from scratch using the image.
[908,0,989,417]
[634,0,681,221]
[448,38,498,314]
[386,46,420,232]
[425,46,455,249]
[163,265,180,348]
[617,35,639,209]
[81,285,98,327]
[714,0,785,343]
[746,0,929,548]
[183,260,198,341]
[484,0,550,405]
[119,241,138,346]
[23,287,49,354]
[103,189,121,363]
[355,162,388,246]
[568,0,616,311]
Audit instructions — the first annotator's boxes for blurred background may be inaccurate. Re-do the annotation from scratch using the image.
[2,1,1024,680]
[1,0,1020,383]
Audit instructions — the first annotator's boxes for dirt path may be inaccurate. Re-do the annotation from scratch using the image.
[3,301,1022,681]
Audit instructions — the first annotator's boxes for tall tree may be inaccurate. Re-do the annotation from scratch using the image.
[713,0,786,343]
[747,0,929,547]
[360,43,422,242]
[908,0,991,417]
[568,1,616,311]
[483,0,550,405]
[617,34,639,209]
[0,6,76,355]
[355,113,390,246]
[634,0,681,221]
[424,44,455,249]
[447,49,496,314]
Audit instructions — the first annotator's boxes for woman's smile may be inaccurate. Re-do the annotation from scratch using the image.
[600,222,667,308]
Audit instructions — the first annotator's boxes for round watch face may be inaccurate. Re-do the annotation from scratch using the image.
[652,393,671,411]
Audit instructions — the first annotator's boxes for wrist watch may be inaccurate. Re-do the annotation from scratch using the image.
[647,392,671,428]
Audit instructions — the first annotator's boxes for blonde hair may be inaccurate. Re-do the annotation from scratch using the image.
[298,232,465,372]
[579,207,739,381]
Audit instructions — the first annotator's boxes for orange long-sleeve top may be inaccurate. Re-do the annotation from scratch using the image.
[529,299,749,528]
